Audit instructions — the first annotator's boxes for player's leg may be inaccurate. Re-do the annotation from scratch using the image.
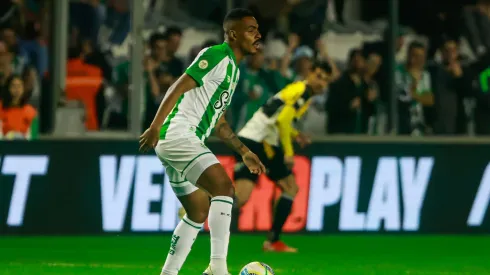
[160,169,209,275]
[233,139,265,208]
[233,154,260,208]
[266,174,299,252]
[187,162,234,275]
[234,178,255,207]
[263,148,299,252]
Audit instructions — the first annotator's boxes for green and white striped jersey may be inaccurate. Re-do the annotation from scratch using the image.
[159,42,240,142]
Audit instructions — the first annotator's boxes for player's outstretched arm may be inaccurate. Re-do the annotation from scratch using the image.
[149,74,196,130]
[214,116,266,175]
[139,74,196,152]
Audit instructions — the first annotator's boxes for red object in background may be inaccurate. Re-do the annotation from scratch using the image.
[65,59,103,130]
[0,101,37,136]
[203,156,311,232]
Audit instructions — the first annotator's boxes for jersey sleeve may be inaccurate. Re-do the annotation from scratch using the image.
[275,81,308,156]
[278,82,306,104]
[276,105,297,157]
[185,47,226,87]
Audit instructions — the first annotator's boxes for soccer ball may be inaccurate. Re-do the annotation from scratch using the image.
[239,262,275,275]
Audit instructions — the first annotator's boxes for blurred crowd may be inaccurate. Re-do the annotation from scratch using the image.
[2,0,490,140]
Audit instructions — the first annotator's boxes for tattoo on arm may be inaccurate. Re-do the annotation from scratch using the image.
[215,120,248,155]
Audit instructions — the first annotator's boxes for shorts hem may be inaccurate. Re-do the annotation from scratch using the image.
[181,152,212,175]
[183,153,220,184]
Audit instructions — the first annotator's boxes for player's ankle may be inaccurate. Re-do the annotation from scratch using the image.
[267,232,279,243]
[210,258,227,273]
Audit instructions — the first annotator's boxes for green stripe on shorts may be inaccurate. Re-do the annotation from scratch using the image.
[181,152,213,176]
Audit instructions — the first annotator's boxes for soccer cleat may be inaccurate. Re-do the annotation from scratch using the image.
[202,265,231,275]
[178,207,186,220]
[263,240,298,253]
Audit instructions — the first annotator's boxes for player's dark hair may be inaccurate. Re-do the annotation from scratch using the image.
[441,36,458,48]
[347,48,363,64]
[164,26,182,39]
[149,32,166,48]
[2,75,29,108]
[312,61,332,74]
[223,8,254,24]
[408,41,425,52]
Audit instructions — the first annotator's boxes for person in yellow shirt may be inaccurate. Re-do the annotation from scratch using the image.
[233,61,331,252]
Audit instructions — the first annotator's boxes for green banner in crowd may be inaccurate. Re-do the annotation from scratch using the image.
[0,140,489,234]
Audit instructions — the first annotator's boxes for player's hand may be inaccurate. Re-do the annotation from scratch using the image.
[295,132,311,148]
[139,126,159,152]
[284,155,295,170]
[288,33,300,50]
[144,57,157,72]
[242,151,266,175]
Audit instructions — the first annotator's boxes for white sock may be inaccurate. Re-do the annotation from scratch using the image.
[161,215,203,275]
[208,196,233,274]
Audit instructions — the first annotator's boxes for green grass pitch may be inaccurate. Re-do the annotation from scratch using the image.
[1,235,490,275]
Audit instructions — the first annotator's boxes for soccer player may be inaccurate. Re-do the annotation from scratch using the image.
[234,62,332,252]
[139,9,265,275]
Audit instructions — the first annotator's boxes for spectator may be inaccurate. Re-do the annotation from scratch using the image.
[0,0,22,31]
[363,29,406,107]
[143,56,164,129]
[326,49,376,134]
[0,40,36,102]
[395,41,434,136]
[78,38,112,80]
[21,18,49,77]
[428,39,473,135]
[0,40,14,96]
[0,75,37,140]
[149,31,183,83]
[1,25,30,72]
[248,0,288,39]
[463,0,490,57]
[103,0,131,45]
[288,0,328,50]
[163,27,183,62]
[69,0,102,45]
[231,47,273,131]
[469,52,490,135]
[280,34,314,83]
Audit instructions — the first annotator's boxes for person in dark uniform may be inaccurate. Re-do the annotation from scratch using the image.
[233,62,331,252]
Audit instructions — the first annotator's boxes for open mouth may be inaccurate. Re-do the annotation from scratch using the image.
[253,41,261,49]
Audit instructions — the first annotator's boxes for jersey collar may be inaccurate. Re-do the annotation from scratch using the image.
[223,42,238,65]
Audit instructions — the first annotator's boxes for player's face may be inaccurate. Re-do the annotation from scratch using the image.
[237,17,261,55]
[308,68,330,94]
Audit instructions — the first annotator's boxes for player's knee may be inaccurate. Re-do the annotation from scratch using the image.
[281,177,299,197]
[187,207,209,224]
[210,177,235,198]
[283,185,298,197]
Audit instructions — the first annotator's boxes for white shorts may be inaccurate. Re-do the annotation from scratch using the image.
[155,135,220,197]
